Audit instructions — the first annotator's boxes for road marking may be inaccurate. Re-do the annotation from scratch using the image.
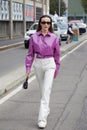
[60,43,74,51]
[0,76,36,105]
[60,40,87,60]
[68,40,87,54]
[0,40,87,105]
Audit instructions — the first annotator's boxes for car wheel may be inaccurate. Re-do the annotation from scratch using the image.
[25,43,29,49]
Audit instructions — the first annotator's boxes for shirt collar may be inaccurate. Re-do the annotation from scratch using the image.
[37,30,51,36]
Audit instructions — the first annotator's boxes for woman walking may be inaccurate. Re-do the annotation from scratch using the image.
[25,15,60,129]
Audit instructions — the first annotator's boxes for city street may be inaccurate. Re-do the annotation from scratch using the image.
[0,0,87,129]
[0,38,87,130]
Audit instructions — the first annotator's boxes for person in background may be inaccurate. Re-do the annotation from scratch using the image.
[25,15,60,129]
[66,23,74,44]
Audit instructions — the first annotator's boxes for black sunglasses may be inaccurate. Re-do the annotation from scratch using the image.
[41,21,51,25]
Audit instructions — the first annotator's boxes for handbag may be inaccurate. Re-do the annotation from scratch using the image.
[23,77,28,89]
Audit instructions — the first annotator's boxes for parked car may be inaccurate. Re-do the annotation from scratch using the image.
[69,20,86,35]
[58,22,68,41]
[24,22,61,48]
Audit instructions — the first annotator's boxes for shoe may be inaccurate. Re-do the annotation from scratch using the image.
[66,41,68,44]
[38,120,47,129]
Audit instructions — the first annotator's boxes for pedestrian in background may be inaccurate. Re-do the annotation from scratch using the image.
[66,23,74,44]
[25,15,60,129]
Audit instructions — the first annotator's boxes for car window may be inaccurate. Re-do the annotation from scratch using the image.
[59,24,68,29]
[30,24,38,30]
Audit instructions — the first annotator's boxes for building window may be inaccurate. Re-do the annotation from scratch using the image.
[12,2,23,21]
[25,5,34,21]
[0,0,9,20]
[36,7,42,21]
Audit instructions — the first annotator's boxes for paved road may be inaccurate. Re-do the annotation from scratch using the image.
[0,39,87,130]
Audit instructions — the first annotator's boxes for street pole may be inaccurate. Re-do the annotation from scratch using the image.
[59,0,60,16]
[23,0,26,34]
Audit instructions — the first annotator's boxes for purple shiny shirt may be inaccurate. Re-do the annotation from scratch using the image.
[25,31,60,76]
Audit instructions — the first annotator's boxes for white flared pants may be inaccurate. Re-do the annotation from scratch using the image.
[34,57,56,122]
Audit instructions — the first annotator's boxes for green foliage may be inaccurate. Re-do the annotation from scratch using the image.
[81,0,87,13]
[50,0,66,16]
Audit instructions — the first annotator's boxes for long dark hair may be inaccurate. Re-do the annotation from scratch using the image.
[37,15,53,33]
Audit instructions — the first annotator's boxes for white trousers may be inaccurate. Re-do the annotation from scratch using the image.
[34,57,56,122]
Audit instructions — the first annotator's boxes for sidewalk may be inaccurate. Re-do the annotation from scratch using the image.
[0,34,87,96]
[0,37,24,51]
[0,37,24,46]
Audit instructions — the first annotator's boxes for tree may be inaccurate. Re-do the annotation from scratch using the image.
[81,0,87,13]
[50,0,66,16]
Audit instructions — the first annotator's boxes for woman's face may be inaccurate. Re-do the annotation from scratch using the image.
[40,17,51,32]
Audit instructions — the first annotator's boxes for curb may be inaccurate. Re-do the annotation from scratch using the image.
[0,41,24,51]
[0,66,34,97]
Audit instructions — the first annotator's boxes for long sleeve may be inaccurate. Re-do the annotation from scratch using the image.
[53,37,60,76]
[25,37,35,73]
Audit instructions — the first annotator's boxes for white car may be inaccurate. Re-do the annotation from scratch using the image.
[24,22,61,48]
[58,22,68,41]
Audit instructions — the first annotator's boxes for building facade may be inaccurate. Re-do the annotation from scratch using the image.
[0,0,49,40]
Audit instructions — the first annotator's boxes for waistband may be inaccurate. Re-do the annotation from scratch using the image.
[36,55,53,59]
[35,57,54,61]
